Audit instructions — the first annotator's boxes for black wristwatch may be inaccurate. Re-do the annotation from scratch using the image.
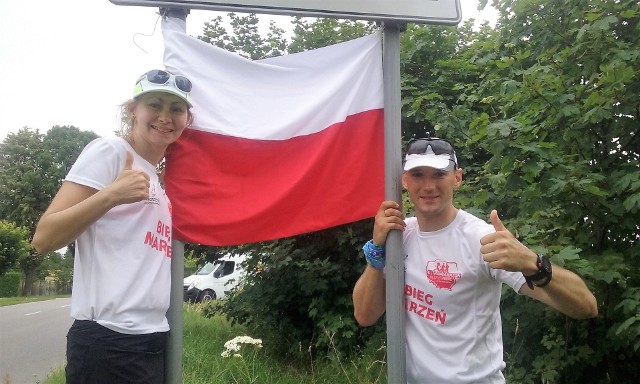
[524,254,552,289]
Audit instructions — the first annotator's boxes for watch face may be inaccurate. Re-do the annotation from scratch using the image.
[540,255,552,272]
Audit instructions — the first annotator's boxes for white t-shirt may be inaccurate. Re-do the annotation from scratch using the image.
[65,137,172,334]
[402,209,526,384]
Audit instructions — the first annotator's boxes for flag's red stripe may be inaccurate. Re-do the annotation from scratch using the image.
[165,109,384,246]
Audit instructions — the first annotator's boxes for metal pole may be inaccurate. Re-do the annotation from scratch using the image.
[167,239,184,384]
[382,22,407,384]
[164,9,189,384]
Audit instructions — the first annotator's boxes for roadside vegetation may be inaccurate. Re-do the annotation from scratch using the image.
[39,303,387,384]
[0,295,69,307]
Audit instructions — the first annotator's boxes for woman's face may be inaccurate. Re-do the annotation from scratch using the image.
[131,92,189,146]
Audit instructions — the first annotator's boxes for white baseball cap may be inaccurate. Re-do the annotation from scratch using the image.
[133,69,193,107]
[403,138,458,171]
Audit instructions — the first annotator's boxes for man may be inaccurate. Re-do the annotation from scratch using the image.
[352,137,598,384]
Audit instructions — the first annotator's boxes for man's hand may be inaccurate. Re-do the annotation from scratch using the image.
[372,201,406,246]
[480,210,537,274]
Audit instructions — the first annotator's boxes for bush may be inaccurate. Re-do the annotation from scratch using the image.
[205,219,385,362]
[0,271,22,297]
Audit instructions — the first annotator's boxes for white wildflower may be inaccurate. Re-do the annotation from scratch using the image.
[221,335,263,358]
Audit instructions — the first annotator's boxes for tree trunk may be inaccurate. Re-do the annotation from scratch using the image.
[22,271,34,296]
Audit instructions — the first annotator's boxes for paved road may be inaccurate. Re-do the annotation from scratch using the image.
[0,298,72,384]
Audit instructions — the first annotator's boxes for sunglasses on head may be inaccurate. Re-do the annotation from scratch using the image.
[138,69,192,93]
[405,137,456,156]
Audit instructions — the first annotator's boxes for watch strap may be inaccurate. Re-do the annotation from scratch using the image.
[523,254,552,289]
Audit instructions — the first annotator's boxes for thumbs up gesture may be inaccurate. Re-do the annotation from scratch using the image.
[480,210,537,272]
[489,209,508,232]
[106,151,151,205]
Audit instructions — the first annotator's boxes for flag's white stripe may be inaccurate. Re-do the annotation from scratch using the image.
[162,17,383,140]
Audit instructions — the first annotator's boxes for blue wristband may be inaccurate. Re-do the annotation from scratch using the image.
[363,240,385,270]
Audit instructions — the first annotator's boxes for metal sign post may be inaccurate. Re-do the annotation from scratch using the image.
[110,1,461,383]
[382,21,406,383]
[164,11,190,384]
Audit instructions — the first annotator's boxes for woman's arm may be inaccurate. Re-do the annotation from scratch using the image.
[32,152,150,254]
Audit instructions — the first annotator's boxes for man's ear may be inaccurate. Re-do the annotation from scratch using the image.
[454,168,463,187]
[401,172,408,189]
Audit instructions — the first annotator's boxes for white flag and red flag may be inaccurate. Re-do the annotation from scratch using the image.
[162,17,384,246]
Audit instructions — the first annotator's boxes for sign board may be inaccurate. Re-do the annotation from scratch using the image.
[110,0,462,25]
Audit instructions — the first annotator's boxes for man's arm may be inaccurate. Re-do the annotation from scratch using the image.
[518,263,598,319]
[353,266,387,326]
[352,200,406,326]
[480,210,598,319]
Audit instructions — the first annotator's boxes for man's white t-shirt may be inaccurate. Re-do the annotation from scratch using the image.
[402,209,526,384]
[65,137,172,334]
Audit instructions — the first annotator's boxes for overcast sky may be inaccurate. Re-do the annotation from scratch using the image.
[0,0,497,142]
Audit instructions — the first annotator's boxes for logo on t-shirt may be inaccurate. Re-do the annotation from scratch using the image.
[146,184,160,205]
[426,259,462,290]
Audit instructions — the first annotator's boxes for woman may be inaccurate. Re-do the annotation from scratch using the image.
[32,69,194,384]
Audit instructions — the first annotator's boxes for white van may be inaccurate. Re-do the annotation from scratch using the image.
[183,254,247,302]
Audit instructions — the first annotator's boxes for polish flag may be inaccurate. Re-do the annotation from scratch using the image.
[162,17,384,246]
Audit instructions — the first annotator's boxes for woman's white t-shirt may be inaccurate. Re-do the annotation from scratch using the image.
[65,137,172,334]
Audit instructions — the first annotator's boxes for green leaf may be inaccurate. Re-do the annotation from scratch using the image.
[615,316,640,335]
[581,184,609,197]
[623,193,640,211]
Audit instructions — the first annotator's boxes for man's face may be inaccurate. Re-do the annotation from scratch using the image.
[402,166,462,218]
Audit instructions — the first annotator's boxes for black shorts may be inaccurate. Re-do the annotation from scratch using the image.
[66,320,169,384]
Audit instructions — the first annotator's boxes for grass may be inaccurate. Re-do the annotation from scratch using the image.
[34,302,387,384]
[0,295,69,307]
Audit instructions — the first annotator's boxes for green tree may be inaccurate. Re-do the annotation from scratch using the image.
[287,17,376,53]
[0,221,30,276]
[459,0,639,382]
[38,250,73,292]
[198,12,287,59]
[0,126,97,295]
[0,128,47,231]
